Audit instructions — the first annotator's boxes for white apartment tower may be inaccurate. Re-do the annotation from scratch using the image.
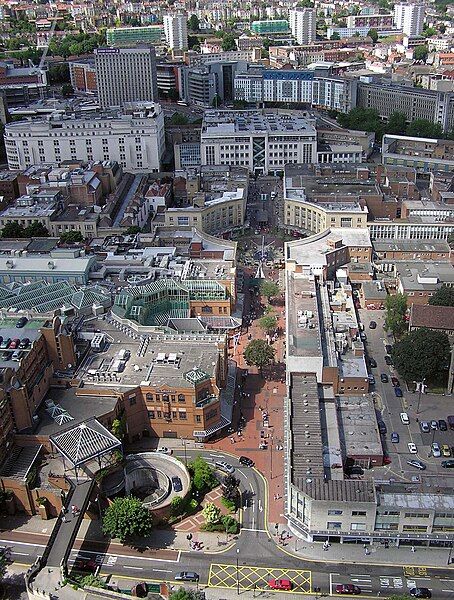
[394,3,425,37]
[163,14,188,51]
[95,46,158,109]
[289,8,316,45]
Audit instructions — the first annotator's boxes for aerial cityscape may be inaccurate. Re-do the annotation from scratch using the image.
[0,0,453,599]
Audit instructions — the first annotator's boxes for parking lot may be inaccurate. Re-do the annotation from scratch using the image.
[358,308,454,483]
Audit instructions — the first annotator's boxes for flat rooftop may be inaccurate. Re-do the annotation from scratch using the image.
[286,275,322,359]
[338,396,383,459]
[373,240,451,253]
[202,110,316,135]
[396,261,454,291]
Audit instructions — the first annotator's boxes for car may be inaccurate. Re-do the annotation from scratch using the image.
[439,419,448,431]
[369,321,377,329]
[156,447,172,455]
[448,415,454,430]
[18,338,30,349]
[268,578,292,591]
[384,355,393,366]
[380,373,389,383]
[407,459,426,470]
[395,387,403,398]
[8,338,20,350]
[409,587,431,598]
[15,316,28,328]
[12,350,23,361]
[431,442,441,457]
[360,332,367,342]
[385,344,393,354]
[345,466,364,476]
[391,432,399,443]
[368,358,377,368]
[408,442,418,454]
[1,351,11,361]
[391,377,400,387]
[378,421,387,435]
[239,456,254,467]
[335,584,361,595]
[171,476,183,492]
[430,420,438,430]
[368,374,375,385]
[175,572,199,582]
[0,338,11,350]
[441,459,454,468]
[441,444,451,458]
[73,557,97,572]
[420,421,430,433]
[215,461,235,474]
[400,412,409,425]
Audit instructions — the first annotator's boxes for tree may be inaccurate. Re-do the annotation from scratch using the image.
[111,416,126,440]
[221,33,236,52]
[60,230,84,244]
[330,31,340,40]
[170,589,206,600]
[338,107,384,138]
[1,222,25,238]
[429,285,454,307]
[260,280,280,301]
[392,328,450,382]
[244,339,275,374]
[24,221,49,237]
[422,26,436,38]
[167,88,180,102]
[170,496,185,517]
[187,34,200,50]
[367,28,378,43]
[222,474,240,505]
[125,225,142,235]
[258,315,278,333]
[189,456,217,493]
[48,63,70,84]
[61,83,74,97]
[384,293,407,337]
[406,118,442,139]
[169,113,189,126]
[413,45,428,62]
[221,514,240,533]
[102,496,153,542]
[211,94,222,108]
[188,14,200,31]
[202,502,221,524]
[386,111,407,135]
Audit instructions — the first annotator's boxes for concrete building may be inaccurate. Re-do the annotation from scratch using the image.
[382,134,454,173]
[200,110,317,175]
[346,13,394,28]
[4,104,165,173]
[163,14,188,51]
[0,61,47,107]
[95,47,158,109]
[69,60,97,94]
[368,219,454,241]
[289,8,316,45]
[394,3,425,37]
[250,20,289,35]
[106,25,164,47]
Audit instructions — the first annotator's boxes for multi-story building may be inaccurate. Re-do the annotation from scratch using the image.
[69,60,97,94]
[289,8,316,45]
[312,77,358,113]
[382,134,454,173]
[106,25,164,47]
[4,103,165,173]
[250,20,289,35]
[368,219,454,241]
[327,26,400,39]
[200,110,317,175]
[95,47,158,109]
[357,81,454,133]
[263,70,313,104]
[394,3,425,37]
[346,13,394,28]
[163,14,188,51]
[0,61,47,107]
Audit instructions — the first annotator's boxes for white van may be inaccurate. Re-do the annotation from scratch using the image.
[400,412,410,425]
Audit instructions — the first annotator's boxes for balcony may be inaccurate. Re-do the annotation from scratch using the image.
[196,394,218,409]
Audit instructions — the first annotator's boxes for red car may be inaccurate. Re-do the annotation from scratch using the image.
[268,578,292,591]
[336,584,361,595]
[73,557,97,572]
[391,377,400,387]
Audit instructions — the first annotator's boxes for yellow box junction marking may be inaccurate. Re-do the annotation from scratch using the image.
[208,563,312,594]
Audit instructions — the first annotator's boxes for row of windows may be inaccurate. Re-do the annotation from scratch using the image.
[148,410,189,420]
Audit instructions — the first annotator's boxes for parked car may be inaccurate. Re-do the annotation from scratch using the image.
[400,412,409,425]
[156,447,172,455]
[171,476,183,492]
[15,316,28,328]
[368,374,375,385]
[360,332,367,342]
[439,419,448,431]
[175,572,199,582]
[448,416,454,431]
[384,355,393,366]
[268,579,292,591]
[407,459,426,470]
[441,459,454,468]
[441,445,451,458]
[391,377,400,387]
[19,338,30,349]
[385,344,393,354]
[391,432,399,443]
[369,358,377,368]
[409,588,431,598]
[9,338,20,350]
[380,373,389,383]
[239,456,254,467]
[430,420,438,430]
[395,387,403,398]
[215,461,235,474]
[408,443,418,454]
[1,351,12,361]
[12,350,23,361]
[378,422,387,435]
[335,584,361,595]
[369,321,377,329]
[420,421,430,433]
[0,338,11,349]
[73,558,97,572]
[432,442,441,458]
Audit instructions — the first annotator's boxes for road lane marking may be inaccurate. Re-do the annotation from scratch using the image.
[153,569,172,573]
[241,528,267,532]
[123,566,143,570]
[0,539,46,549]
[71,549,180,563]
[13,552,29,556]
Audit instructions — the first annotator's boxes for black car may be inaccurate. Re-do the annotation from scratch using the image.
[378,421,387,434]
[385,344,393,354]
[369,358,377,368]
[369,321,377,329]
[384,355,393,366]
[380,373,389,383]
[439,419,448,431]
[175,572,199,582]
[16,316,28,328]
[239,456,254,467]
[171,476,183,492]
[409,588,431,598]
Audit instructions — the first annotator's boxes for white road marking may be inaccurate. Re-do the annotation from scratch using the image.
[124,566,143,570]
[13,552,29,556]
[258,499,263,512]
[0,539,45,549]
[72,549,180,563]
[241,528,267,532]
[153,569,172,573]
[249,482,254,491]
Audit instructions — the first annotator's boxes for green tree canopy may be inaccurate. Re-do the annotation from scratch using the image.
[168,113,189,126]
[392,328,450,382]
[367,28,378,43]
[406,118,442,139]
[25,221,49,237]
[258,315,278,333]
[189,456,217,492]
[221,33,236,52]
[170,589,206,600]
[61,83,74,97]
[202,501,221,524]
[428,285,454,307]
[330,31,341,40]
[125,225,142,235]
[102,496,153,542]
[244,339,275,373]
[384,293,408,337]
[188,14,200,31]
[338,107,384,138]
[60,230,84,244]
[170,496,185,517]
[1,222,24,238]
[386,111,407,135]
[260,280,280,300]
[413,45,428,62]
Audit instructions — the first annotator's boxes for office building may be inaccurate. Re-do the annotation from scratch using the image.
[0,61,47,107]
[69,60,97,93]
[4,103,165,173]
[95,47,158,109]
[289,8,316,45]
[394,3,425,36]
[106,25,164,47]
[346,13,394,28]
[250,20,289,35]
[382,134,454,173]
[200,110,317,175]
[163,14,188,51]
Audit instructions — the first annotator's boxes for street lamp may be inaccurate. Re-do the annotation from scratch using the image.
[236,548,240,595]
[181,437,188,466]
[416,378,426,415]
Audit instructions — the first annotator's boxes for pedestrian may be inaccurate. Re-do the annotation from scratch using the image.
[411,545,415,552]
